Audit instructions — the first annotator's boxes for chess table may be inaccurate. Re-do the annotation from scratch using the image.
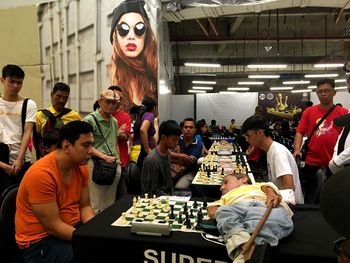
[73,196,339,263]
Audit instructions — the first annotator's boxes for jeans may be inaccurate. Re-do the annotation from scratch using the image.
[22,236,73,263]
[216,199,293,246]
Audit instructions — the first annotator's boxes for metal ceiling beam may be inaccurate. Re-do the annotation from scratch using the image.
[195,19,209,37]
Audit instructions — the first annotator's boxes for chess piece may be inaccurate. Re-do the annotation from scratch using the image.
[178,212,183,223]
[203,199,208,209]
[144,193,148,202]
[169,205,175,219]
[148,208,155,220]
[121,212,127,224]
[193,200,198,208]
[189,209,194,218]
[133,196,137,207]
[186,217,191,229]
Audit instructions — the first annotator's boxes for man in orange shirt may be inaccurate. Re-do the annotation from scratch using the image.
[15,121,95,263]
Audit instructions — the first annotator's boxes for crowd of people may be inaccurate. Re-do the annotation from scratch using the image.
[1,62,350,263]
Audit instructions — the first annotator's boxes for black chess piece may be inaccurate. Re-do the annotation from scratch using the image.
[189,209,194,218]
[178,212,183,224]
[169,205,175,219]
[203,199,208,209]
[186,217,191,229]
[193,200,198,208]
[197,209,203,219]
[221,167,224,175]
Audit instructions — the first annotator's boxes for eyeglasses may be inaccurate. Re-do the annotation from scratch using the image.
[116,22,146,37]
[333,237,350,258]
[316,89,333,94]
[244,131,258,139]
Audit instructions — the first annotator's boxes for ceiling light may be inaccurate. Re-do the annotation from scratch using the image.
[248,75,280,79]
[192,86,213,90]
[238,81,264,85]
[307,85,317,89]
[335,79,346,83]
[192,80,217,85]
[291,89,312,93]
[335,86,347,90]
[270,87,293,91]
[304,73,339,78]
[247,64,287,69]
[314,63,344,68]
[283,80,310,85]
[188,90,206,93]
[227,87,250,91]
[185,63,221,68]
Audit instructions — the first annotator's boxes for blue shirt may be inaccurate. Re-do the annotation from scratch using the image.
[178,135,203,171]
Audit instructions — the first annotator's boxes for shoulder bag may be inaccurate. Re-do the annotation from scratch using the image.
[300,105,337,161]
[90,114,117,185]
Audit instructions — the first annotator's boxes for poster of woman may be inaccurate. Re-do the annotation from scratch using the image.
[109,0,158,112]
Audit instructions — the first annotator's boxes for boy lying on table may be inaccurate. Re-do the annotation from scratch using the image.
[207,172,293,263]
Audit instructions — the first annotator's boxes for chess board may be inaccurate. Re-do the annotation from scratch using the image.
[112,197,209,233]
[192,171,225,185]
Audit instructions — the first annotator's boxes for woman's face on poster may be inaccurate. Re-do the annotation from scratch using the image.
[116,12,146,58]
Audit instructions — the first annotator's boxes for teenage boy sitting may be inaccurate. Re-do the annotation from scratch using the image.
[141,120,182,196]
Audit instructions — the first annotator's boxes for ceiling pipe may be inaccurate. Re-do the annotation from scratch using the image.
[277,9,280,56]
[208,17,219,36]
[336,0,350,24]
[195,19,209,37]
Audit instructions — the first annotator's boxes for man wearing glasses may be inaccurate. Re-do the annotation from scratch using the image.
[242,116,304,204]
[293,78,348,204]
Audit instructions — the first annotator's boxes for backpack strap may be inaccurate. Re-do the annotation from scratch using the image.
[21,98,29,134]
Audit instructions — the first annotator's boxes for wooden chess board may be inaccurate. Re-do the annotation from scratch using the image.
[112,197,209,233]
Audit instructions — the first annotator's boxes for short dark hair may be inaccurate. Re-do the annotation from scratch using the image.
[159,120,182,138]
[42,129,60,148]
[53,82,70,94]
[183,118,195,126]
[316,78,335,89]
[108,85,123,93]
[57,121,93,148]
[2,64,25,79]
[241,115,272,137]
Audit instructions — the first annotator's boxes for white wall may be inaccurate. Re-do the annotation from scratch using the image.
[170,95,195,124]
[310,91,350,109]
[196,93,258,127]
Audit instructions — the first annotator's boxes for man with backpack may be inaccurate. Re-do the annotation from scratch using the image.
[35,82,81,158]
[0,65,37,187]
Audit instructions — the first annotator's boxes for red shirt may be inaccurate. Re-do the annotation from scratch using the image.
[296,104,348,166]
[112,110,131,167]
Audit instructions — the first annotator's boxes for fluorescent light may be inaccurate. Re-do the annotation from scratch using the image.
[188,90,206,93]
[314,63,344,68]
[283,80,310,84]
[335,79,346,83]
[270,87,293,91]
[238,81,264,85]
[304,73,339,78]
[248,75,280,79]
[307,85,317,89]
[192,80,217,84]
[192,86,213,90]
[291,89,312,93]
[335,86,347,90]
[184,63,221,68]
[247,64,287,69]
[227,87,250,91]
